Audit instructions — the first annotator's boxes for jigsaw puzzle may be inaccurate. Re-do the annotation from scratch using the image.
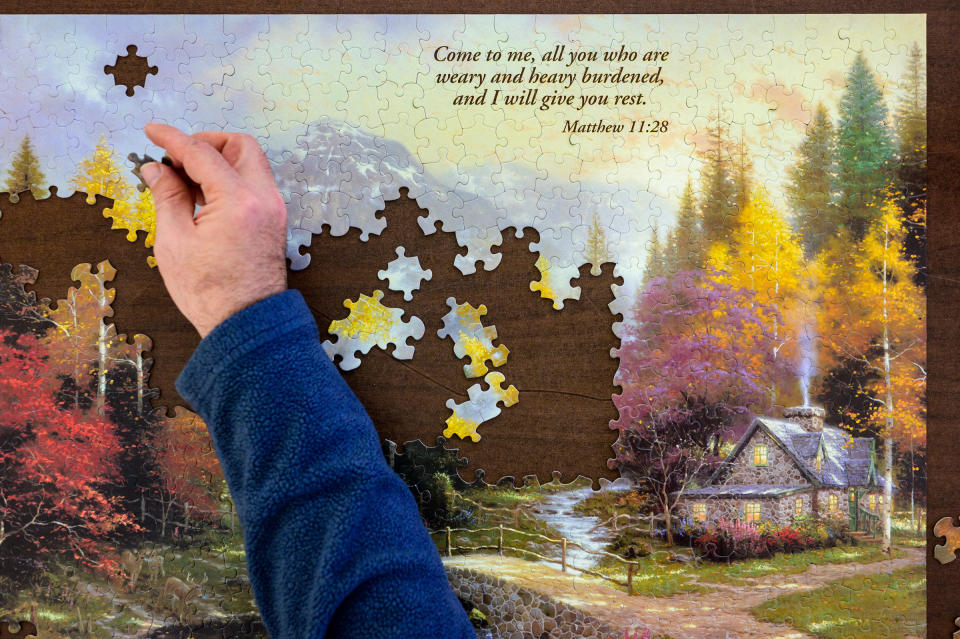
[0,13,927,639]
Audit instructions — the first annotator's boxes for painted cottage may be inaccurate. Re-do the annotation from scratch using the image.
[677,406,886,532]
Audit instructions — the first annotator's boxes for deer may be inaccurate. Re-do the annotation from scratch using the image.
[141,549,166,584]
[119,549,144,592]
[161,573,207,623]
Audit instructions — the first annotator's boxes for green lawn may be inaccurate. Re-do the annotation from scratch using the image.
[695,544,903,585]
[591,542,902,596]
[891,511,926,548]
[752,565,925,639]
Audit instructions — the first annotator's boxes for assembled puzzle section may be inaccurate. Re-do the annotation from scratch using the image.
[0,13,929,639]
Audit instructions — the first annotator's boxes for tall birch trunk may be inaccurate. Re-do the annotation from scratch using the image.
[881,221,894,553]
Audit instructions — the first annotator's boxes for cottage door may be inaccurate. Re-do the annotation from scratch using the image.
[848,488,858,531]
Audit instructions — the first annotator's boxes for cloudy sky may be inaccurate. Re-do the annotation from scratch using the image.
[0,14,925,288]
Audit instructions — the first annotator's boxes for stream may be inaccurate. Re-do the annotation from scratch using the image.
[534,486,621,571]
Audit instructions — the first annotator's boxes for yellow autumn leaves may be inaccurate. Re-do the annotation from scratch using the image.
[72,138,157,266]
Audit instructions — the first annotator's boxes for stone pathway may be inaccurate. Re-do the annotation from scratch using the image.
[445,546,924,639]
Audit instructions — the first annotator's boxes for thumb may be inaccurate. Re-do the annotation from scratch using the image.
[143,162,195,238]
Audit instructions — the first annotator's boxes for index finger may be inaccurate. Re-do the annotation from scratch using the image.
[191,131,278,191]
[145,123,241,196]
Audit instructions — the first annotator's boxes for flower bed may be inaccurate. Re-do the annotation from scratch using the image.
[690,515,850,561]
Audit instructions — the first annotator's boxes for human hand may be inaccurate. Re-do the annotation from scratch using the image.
[142,122,288,338]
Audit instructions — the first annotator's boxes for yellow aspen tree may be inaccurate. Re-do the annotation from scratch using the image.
[43,261,123,414]
[817,198,925,552]
[707,188,806,403]
[72,138,158,265]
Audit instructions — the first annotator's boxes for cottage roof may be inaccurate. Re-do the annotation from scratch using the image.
[684,484,811,498]
[711,415,882,489]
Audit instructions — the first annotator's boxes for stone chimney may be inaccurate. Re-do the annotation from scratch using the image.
[783,406,825,433]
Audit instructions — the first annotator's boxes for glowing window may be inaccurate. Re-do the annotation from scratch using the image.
[815,451,823,472]
[753,444,768,466]
[692,503,707,523]
[828,494,839,511]
[878,494,884,505]
[795,497,803,515]
[744,502,761,524]
[869,494,876,509]
[849,487,856,499]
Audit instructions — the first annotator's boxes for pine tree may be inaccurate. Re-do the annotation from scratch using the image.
[644,221,664,282]
[787,103,839,256]
[674,178,703,270]
[4,135,47,199]
[699,108,738,240]
[585,213,610,276]
[836,52,896,240]
[895,42,927,285]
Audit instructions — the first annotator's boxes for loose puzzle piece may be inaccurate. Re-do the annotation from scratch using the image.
[529,254,581,310]
[324,289,425,370]
[437,296,509,378]
[934,516,960,564]
[377,246,432,301]
[443,371,519,442]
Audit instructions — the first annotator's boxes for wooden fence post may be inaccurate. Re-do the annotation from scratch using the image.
[445,527,452,557]
[561,537,567,573]
[498,524,504,557]
[627,563,634,596]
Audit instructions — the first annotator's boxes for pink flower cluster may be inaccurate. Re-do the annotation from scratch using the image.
[694,518,817,560]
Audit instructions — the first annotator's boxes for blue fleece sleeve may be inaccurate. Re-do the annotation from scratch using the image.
[175,289,475,639]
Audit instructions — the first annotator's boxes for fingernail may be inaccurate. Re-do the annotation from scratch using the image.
[141,162,162,187]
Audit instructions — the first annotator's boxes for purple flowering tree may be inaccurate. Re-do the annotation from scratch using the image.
[611,270,793,544]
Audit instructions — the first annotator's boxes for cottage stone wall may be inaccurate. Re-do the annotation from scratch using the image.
[446,565,621,639]
[719,431,807,486]
[817,488,849,516]
[677,491,812,527]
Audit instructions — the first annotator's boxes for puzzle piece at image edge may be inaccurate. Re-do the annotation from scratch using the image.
[0,621,38,639]
[443,371,519,442]
[933,516,960,563]
[437,296,509,379]
[323,290,425,371]
[377,246,432,301]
